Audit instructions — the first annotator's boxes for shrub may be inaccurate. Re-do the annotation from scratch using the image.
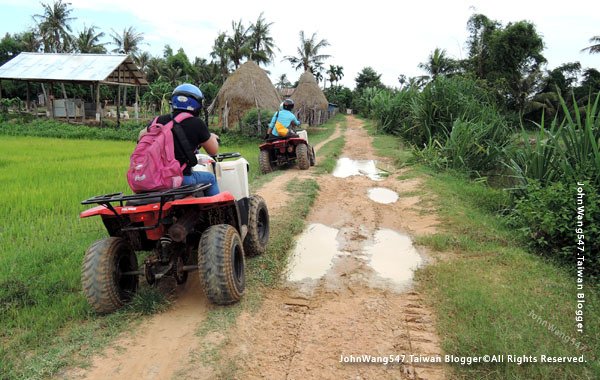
[241,108,273,137]
[508,180,599,279]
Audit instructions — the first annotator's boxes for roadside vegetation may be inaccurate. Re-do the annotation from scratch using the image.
[366,123,600,379]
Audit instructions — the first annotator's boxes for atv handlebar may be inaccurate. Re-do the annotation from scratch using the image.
[211,152,241,162]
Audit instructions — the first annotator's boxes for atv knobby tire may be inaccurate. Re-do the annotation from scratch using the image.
[244,195,270,257]
[309,145,316,166]
[198,224,245,304]
[81,237,138,314]
[296,143,310,170]
[259,150,272,174]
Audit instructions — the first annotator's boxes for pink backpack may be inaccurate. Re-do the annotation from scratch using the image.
[127,112,193,193]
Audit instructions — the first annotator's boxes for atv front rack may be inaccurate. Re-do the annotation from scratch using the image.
[81,183,211,231]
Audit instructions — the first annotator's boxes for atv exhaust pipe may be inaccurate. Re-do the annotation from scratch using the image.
[168,210,200,242]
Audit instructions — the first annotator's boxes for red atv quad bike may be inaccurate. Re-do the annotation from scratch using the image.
[79,152,269,314]
[258,130,316,174]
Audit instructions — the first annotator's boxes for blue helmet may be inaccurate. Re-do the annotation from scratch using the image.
[171,83,204,115]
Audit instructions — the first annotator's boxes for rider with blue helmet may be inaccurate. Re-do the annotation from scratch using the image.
[154,83,220,196]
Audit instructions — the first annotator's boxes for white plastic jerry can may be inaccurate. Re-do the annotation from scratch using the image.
[217,158,250,200]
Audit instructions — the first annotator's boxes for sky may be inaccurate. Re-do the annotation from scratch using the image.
[1,0,599,89]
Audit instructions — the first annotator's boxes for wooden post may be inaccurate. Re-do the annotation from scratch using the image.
[26,82,30,112]
[49,82,54,118]
[223,101,229,131]
[95,82,101,122]
[117,84,121,128]
[0,80,3,99]
[135,85,139,120]
[61,83,70,123]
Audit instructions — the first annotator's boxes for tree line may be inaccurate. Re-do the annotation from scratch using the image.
[0,0,344,111]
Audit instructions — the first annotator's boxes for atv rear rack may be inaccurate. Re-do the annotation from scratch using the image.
[81,183,211,231]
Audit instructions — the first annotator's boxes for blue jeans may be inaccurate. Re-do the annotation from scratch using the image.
[183,171,220,196]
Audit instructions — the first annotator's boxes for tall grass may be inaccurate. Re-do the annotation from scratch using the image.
[370,76,512,175]
[506,94,600,277]
[507,94,600,188]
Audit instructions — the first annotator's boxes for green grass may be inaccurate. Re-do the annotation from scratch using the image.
[310,115,346,174]
[362,117,413,167]
[362,130,600,379]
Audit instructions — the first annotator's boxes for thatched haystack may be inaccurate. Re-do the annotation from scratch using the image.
[290,71,329,126]
[209,61,280,130]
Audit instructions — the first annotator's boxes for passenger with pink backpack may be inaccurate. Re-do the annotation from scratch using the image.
[127,83,220,195]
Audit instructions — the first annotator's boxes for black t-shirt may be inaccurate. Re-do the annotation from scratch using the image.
[156,111,211,175]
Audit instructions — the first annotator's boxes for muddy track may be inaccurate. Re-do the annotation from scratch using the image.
[65,116,446,380]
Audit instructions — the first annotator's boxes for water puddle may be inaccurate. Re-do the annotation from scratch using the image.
[332,157,386,181]
[286,223,343,282]
[365,229,423,290]
[285,222,424,292]
[367,187,399,204]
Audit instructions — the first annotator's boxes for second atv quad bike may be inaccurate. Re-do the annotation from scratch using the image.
[80,152,269,314]
[258,130,316,174]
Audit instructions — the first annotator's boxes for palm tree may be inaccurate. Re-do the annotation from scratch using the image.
[19,30,42,52]
[74,25,106,53]
[276,73,291,89]
[283,31,331,72]
[111,26,145,108]
[418,48,458,81]
[248,13,278,66]
[33,0,75,53]
[327,65,344,86]
[161,66,183,86]
[226,20,251,69]
[110,26,144,55]
[134,51,151,73]
[211,32,232,81]
[581,35,600,54]
[145,56,164,83]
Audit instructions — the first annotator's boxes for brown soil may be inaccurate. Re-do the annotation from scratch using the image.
[64,116,445,380]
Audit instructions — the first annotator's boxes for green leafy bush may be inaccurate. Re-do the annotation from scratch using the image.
[508,180,599,278]
[241,108,273,137]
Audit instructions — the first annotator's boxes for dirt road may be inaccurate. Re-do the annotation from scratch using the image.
[66,116,445,380]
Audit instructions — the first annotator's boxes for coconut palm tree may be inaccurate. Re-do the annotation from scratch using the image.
[581,35,600,54]
[327,65,344,86]
[74,25,106,53]
[226,20,251,69]
[134,51,151,73]
[283,31,331,72]
[111,27,145,108]
[110,26,144,56]
[33,0,75,53]
[211,32,232,81]
[275,73,291,89]
[418,48,458,81]
[248,12,278,66]
[19,30,42,52]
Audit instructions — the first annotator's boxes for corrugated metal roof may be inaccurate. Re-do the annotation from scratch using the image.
[0,52,148,86]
